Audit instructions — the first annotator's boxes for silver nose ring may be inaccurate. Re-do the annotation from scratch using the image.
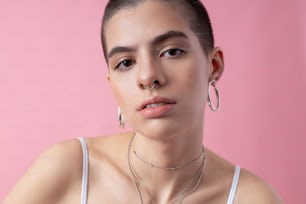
[144,83,156,90]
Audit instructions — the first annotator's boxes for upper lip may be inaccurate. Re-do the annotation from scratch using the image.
[137,96,176,111]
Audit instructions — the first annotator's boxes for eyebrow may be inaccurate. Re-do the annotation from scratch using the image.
[107,30,188,59]
[107,46,136,59]
[151,30,188,46]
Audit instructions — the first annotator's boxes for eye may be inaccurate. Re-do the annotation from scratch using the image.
[114,59,135,71]
[160,48,185,58]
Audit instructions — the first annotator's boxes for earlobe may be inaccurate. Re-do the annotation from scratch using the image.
[107,74,110,82]
[209,47,224,81]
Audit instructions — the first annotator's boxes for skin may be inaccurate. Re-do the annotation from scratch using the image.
[3,1,282,204]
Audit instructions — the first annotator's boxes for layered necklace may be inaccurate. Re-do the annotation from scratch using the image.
[127,135,207,204]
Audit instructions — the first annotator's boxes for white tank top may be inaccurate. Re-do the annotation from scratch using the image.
[78,137,240,204]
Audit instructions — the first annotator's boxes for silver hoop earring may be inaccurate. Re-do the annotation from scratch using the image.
[118,107,125,128]
[207,80,220,111]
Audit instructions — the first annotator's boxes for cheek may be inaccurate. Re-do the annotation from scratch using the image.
[179,60,210,110]
[109,75,138,111]
[109,79,140,127]
[177,58,209,91]
[109,81,128,108]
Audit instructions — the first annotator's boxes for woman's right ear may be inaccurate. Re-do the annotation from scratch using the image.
[107,74,110,82]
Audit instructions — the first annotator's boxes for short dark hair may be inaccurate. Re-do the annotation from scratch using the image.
[101,0,214,60]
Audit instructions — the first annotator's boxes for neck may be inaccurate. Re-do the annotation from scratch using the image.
[128,126,205,203]
[133,133,203,171]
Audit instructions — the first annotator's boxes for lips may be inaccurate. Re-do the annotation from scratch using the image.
[138,96,176,119]
[145,102,168,108]
[138,97,176,111]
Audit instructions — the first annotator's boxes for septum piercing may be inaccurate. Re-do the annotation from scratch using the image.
[143,83,156,90]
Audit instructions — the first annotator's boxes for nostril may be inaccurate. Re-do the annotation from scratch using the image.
[153,80,159,85]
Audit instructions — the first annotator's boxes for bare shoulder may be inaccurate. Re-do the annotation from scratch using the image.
[201,149,282,204]
[3,138,84,204]
[235,168,283,204]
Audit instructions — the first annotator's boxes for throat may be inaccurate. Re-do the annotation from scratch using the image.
[127,134,207,204]
[133,145,204,171]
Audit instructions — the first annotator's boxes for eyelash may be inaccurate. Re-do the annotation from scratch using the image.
[113,48,186,72]
[160,48,186,58]
[114,59,135,71]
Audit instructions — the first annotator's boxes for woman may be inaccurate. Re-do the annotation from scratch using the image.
[3,0,282,203]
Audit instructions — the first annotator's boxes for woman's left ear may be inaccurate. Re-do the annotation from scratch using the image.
[209,47,224,81]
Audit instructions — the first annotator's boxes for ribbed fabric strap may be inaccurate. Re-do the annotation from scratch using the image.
[78,137,89,204]
[226,166,241,204]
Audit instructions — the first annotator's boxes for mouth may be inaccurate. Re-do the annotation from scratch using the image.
[138,97,176,111]
[145,102,169,108]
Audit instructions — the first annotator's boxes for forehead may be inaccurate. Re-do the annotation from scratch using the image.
[104,1,194,51]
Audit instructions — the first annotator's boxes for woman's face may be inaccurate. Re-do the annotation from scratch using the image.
[104,1,221,137]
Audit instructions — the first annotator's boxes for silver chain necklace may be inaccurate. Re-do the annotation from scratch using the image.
[127,134,207,204]
[133,145,204,171]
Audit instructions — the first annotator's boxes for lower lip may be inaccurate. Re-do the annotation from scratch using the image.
[139,104,175,119]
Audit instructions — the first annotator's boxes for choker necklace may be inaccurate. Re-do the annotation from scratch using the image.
[127,134,207,204]
[133,145,204,170]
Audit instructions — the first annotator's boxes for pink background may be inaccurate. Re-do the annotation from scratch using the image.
[1,0,305,203]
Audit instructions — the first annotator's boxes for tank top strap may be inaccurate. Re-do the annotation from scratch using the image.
[226,165,241,204]
[78,137,89,204]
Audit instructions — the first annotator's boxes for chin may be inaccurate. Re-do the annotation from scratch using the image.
[133,118,186,140]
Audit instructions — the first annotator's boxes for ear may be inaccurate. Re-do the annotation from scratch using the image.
[107,73,110,82]
[209,47,224,81]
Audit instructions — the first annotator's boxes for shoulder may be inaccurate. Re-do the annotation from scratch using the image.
[31,138,84,182]
[202,149,282,204]
[235,168,283,204]
[3,138,84,204]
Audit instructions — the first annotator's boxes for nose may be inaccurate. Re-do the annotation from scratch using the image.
[137,56,166,90]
